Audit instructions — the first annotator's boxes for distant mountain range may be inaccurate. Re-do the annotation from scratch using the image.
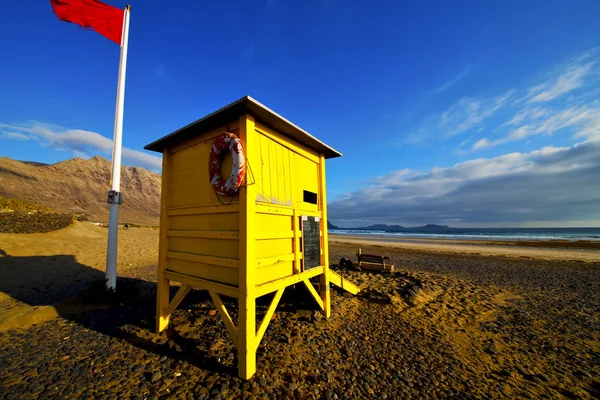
[327,223,450,231]
[0,156,161,225]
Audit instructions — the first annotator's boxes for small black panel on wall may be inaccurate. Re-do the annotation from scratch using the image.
[303,190,318,205]
[302,215,321,270]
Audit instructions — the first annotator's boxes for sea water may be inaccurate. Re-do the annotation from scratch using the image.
[329,227,600,241]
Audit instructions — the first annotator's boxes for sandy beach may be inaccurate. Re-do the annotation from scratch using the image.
[0,223,598,399]
[330,234,600,262]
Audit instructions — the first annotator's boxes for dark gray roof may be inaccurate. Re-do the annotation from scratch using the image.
[144,96,342,159]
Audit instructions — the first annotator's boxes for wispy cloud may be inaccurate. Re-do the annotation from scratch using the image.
[473,105,600,150]
[404,49,600,149]
[0,122,162,171]
[528,61,595,103]
[439,90,515,136]
[1,131,30,141]
[431,67,473,94]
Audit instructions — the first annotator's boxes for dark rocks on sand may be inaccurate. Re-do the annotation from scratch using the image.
[150,372,162,383]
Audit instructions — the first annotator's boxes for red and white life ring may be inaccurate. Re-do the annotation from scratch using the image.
[208,132,246,196]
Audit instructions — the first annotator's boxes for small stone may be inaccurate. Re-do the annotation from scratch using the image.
[296,309,312,318]
[537,374,551,382]
[150,372,162,383]
[576,370,592,378]
[208,310,216,316]
[411,285,420,295]
[516,366,529,376]
[288,383,297,391]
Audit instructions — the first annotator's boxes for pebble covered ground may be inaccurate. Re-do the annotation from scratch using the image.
[1,242,599,399]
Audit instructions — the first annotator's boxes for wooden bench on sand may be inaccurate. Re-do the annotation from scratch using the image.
[356,248,394,272]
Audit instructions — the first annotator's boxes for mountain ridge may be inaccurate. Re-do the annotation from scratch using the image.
[330,223,450,231]
[0,156,161,225]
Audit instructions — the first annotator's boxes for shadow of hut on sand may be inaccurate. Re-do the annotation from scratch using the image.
[0,250,321,377]
[0,251,238,375]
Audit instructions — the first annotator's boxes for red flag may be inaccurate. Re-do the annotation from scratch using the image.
[50,0,124,45]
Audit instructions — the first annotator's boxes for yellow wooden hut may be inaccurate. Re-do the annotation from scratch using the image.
[144,96,358,379]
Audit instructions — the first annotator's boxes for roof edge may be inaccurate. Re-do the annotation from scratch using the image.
[144,96,342,159]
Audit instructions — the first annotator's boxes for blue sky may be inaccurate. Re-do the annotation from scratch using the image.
[1,1,600,227]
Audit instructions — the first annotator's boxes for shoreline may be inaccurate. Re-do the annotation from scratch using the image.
[330,234,600,262]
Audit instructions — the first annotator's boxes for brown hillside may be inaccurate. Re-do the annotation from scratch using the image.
[0,156,161,225]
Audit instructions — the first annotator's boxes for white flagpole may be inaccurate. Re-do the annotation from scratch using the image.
[106,5,131,291]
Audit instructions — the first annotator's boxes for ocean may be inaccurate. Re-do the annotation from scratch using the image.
[329,227,600,241]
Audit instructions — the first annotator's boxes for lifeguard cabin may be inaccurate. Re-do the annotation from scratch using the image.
[144,96,358,379]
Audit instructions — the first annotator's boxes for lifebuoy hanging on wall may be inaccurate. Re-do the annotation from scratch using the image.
[209,132,246,196]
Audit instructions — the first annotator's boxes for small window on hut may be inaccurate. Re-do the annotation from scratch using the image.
[303,190,318,204]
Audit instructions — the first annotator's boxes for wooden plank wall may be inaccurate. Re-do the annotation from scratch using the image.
[164,121,241,286]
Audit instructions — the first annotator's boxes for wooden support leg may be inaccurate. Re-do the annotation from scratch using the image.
[319,268,331,318]
[156,276,170,332]
[303,278,324,310]
[209,291,239,347]
[167,284,192,316]
[256,288,284,347]
[238,292,256,380]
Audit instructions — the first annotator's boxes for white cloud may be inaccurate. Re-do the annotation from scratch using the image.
[438,90,515,137]
[330,140,600,227]
[431,67,473,94]
[472,138,492,150]
[528,62,595,103]
[455,50,600,152]
[1,131,30,141]
[403,50,600,150]
[575,115,600,142]
[469,106,600,151]
[0,122,162,171]
[504,106,548,126]
[338,49,600,226]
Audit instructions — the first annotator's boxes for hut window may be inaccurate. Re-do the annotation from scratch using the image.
[303,190,318,204]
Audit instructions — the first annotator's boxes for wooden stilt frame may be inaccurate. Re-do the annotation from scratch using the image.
[256,288,284,347]
[156,150,171,333]
[154,115,360,380]
[209,291,238,347]
[303,278,324,310]
[318,154,331,318]
[167,284,191,316]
